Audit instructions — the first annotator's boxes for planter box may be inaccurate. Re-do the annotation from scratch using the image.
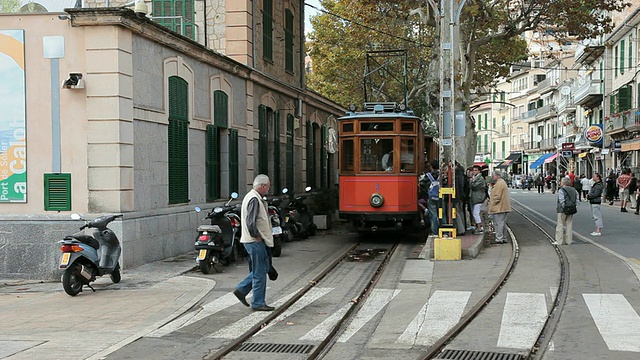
[313,214,332,230]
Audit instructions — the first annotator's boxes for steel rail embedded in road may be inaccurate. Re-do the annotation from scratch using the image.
[416,206,570,360]
[204,241,399,360]
[513,207,570,360]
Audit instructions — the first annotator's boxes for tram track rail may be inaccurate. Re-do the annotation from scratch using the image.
[204,241,400,360]
[417,205,570,360]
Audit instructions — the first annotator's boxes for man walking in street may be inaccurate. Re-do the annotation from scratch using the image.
[554,177,578,245]
[233,174,276,311]
[488,170,511,244]
[586,173,604,236]
[617,168,631,212]
[580,173,592,202]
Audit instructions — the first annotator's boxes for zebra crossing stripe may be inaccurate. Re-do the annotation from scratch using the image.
[337,289,401,343]
[148,292,249,337]
[209,289,300,339]
[497,293,548,349]
[397,290,471,346]
[299,303,351,341]
[256,287,334,335]
[583,294,640,352]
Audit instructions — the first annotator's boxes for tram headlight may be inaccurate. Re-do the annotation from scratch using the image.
[370,193,384,208]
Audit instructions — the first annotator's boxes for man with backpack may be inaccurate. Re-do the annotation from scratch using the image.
[469,165,487,234]
[554,176,578,245]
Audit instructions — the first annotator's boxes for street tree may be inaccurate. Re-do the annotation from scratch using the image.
[307,0,631,166]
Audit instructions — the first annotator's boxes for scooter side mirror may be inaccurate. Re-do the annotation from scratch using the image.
[194,206,202,213]
[71,213,81,220]
[231,192,239,199]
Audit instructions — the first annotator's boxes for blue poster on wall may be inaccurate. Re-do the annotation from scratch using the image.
[0,30,27,203]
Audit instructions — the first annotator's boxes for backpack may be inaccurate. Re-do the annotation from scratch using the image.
[561,188,577,215]
[426,172,440,199]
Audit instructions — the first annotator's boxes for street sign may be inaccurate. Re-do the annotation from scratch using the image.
[562,150,573,157]
[562,142,575,151]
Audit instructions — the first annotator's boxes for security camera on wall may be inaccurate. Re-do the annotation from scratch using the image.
[62,73,84,89]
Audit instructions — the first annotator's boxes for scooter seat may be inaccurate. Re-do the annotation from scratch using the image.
[64,235,100,250]
[197,225,222,233]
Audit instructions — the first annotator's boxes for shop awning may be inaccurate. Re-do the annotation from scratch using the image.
[495,160,511,168]
[473,162,489,167]
[578,152,588,158]
[529,153,553,169]
[544,152,559,163]
[503,152,522,164]
[621,139,640,152]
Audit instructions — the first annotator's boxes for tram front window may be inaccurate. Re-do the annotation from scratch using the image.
[360,138,393,171]
[400,138,415,172]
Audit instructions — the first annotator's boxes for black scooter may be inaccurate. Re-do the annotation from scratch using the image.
[194,192,242,274]
[266,188,293,257]
[58,213,123,296]
[285,186,317,239]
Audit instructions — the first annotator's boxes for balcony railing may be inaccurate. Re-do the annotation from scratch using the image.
[574,79,603,106]
[557,97,576,114]
[536,77,557,94]
[606,109,640,132]
[520,109,538,123]
[535,104,556,121]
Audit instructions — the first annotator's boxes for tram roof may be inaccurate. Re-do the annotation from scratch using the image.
[338,111,421,121]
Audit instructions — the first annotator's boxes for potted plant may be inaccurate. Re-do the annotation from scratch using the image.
[311,187,339,230]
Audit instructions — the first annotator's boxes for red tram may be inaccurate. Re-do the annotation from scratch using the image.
[338,102,425,233]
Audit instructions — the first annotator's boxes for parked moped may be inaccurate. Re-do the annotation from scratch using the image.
[194,192,243,274]
[58,213,123,296]
[265,188,292,257]
[285,186,317,239]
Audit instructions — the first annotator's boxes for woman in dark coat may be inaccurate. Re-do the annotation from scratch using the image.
[606,172,616,205]
[574,174,583,201]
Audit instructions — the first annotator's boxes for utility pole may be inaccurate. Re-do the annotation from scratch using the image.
[434,0,467,261]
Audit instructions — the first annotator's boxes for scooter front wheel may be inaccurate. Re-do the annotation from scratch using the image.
[62,264,84,296]
[110,262,121,283]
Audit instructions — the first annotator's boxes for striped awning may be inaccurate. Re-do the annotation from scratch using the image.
[544,152,559,163]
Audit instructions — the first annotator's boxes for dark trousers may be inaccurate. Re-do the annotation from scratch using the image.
[537,184,544,193]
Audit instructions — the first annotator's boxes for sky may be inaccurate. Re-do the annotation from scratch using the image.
[304,0,322,35]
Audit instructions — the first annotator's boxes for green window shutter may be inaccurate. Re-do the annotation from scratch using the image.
[206,124,220,201]
[213,91,228,128]
[306,121,314,187]
[273,111,281,191]
[263,0,273,61]
[615,46,618,76]
[168,76,189,204]
[286,114,294,189]
[44,173,71,211]
[610,92,617,114]
[629,36,633,70]
[285,9,294,72]
[320,125,327,188]
[483,114,487,130]
[229,129,239,194]
[484,134,488,150]
[258,105,268,174]
[152,0,196,40]
[619,86,632,112]
[477,136,481,152]
[620,40,625,74]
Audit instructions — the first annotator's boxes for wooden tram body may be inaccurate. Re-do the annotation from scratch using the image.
[338,103,425,233]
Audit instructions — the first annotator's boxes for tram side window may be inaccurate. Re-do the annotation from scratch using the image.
[360,138,393,171]
[341,139,354,172]
[400,122,414,132]
[400,138,415,172]
[342,122,354,133]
